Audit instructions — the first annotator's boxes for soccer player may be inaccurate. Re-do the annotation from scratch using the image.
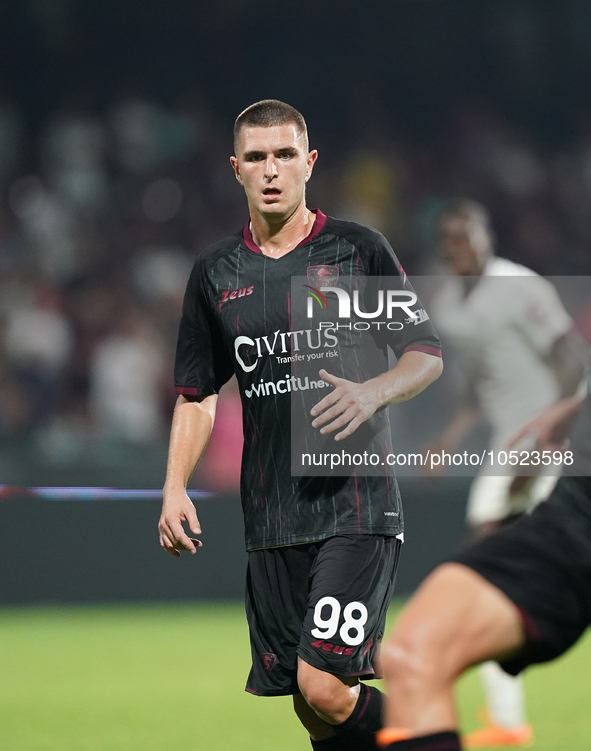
[425,198,586,747]
[376,386,591,751]
[158,100,443,750]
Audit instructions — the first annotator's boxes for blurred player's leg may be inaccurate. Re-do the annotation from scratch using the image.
[478,662,525,729]
[462,662,532,748]
[464,474,542,746]
[377,563,525,750]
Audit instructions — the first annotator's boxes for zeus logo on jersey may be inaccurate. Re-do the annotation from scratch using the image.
[310,640,355,656]
[307,287,419,320]
[219,285,254,304]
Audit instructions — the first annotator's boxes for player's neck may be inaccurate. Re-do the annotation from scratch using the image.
[249,201,314,258]
[459,254,490,296]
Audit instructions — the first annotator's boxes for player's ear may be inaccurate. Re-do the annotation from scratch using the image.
[305,149,318,182]
[230,155,244,185]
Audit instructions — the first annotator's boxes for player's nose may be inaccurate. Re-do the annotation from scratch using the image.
[264,156,278,179]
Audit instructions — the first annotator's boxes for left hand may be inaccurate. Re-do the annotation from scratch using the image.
[310,369,380,441]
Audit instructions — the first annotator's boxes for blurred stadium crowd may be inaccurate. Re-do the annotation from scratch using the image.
[1,92,591,489]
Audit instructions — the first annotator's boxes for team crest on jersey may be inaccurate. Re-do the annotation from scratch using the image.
[261,652,277,673]
[307,265,339,288]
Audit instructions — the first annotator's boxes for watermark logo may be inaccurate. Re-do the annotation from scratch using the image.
[406,308,430,325]
[307,286,419,320]
[304,285,328,310]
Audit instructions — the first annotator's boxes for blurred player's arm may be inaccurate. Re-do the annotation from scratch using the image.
[311,350,443,441]
[549,330,589,398]
[159,393,218,557]
[510,391,586,452]
[507,332,587,494]
[421,380,480,475]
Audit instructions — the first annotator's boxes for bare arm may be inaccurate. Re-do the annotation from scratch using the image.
[159,393,218,557]
[505,333,587,494]
[310,350,443,441]
[509,392,586,452]
[418,402,481,477]
[432,403,480,452]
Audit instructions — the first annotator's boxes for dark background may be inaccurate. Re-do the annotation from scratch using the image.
[3,0,591,147]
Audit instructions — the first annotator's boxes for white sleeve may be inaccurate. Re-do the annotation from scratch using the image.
[515,276,572,354]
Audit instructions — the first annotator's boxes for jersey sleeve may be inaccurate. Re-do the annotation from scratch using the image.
[174,257,234,397]
[515,276,573,354]
[366,232,442,361]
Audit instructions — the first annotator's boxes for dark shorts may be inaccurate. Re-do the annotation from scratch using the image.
[452,476,591,675]
[245,534,401,696]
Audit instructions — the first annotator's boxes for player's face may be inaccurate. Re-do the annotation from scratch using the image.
[230,123,317,220]
[438,215,492,276]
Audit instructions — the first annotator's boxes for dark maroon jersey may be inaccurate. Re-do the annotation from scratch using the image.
[174,210,442,550]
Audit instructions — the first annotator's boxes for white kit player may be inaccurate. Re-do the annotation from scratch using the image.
[427,199,586,748]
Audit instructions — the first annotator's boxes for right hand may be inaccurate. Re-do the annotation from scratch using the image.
[159,489,203,558]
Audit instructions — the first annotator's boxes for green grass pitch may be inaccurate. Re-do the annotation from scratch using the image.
[0,602,589,750]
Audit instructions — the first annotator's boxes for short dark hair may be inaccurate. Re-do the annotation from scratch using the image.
[438,198,494,237]
[233,99,308,153]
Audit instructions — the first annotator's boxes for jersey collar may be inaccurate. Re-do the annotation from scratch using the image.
[242,209,328,255]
